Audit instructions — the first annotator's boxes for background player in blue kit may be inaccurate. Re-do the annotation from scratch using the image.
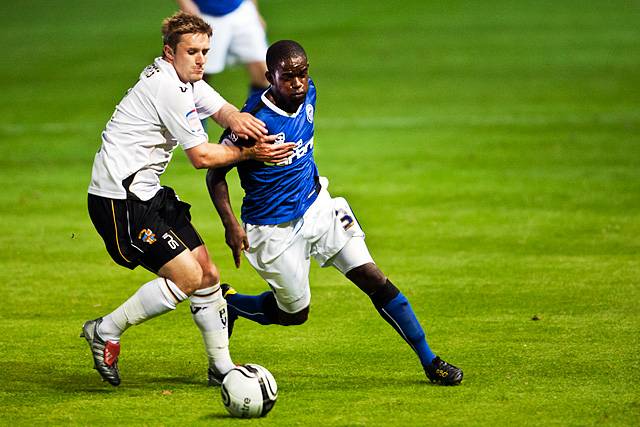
[176,0,269,96]
[207,40,463,386]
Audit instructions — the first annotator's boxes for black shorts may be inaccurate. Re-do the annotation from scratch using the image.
[88,187,204,273]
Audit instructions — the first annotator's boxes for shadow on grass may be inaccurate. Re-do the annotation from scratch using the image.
[284,370,433,389]
[0,361,206,394]
[142,375,203,386]
[0,360,453,401]
[200,413,233,420]
[0,363,117,393]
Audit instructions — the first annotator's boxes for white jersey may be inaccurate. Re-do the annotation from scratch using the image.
[88,57,227,201]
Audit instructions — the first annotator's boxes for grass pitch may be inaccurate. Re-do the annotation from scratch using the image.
[1,0,639,425]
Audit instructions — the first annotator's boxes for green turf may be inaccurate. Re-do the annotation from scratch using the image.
[1,0,639,425]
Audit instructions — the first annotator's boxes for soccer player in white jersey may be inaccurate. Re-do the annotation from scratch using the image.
[207,40,463,386]
[82,12,296,387]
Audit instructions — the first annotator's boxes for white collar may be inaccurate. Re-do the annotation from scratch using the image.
[261,90,303,118]
[155,57,189,86]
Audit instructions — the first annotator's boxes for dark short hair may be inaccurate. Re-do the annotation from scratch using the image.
[266,40,307,72]
[161,12,212,52]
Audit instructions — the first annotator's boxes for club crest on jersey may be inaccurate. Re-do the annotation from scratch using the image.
[143,63,160,78]
[306,104,314,123]
[138,229,157,244]
[275,132,286,144]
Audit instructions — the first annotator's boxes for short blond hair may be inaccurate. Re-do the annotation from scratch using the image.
[161,12,212,52]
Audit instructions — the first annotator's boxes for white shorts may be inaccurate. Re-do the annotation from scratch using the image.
[202,0,268,74]
[243,178,375,314]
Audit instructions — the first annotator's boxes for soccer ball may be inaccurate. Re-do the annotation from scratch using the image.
[221,364,278,418]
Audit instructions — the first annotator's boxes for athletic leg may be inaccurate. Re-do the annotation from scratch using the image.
[188,244,235,384]
[227,0,269,97]
[223,219,312,331]
[332,238,463,385]
[224,287,280,325]
[345,262,436,366]
[82,249,197,386]
[97,248,200,341]
[245,61,269,96]
[224,286,309,326]
[84,192,202,385]
[84,191,232,386]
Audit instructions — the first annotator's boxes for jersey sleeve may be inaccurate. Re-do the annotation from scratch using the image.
[217,92,265,147]
[193,80,227,119]
[155,84,208,150]
[308,78,317,106]
[218,127,256,148]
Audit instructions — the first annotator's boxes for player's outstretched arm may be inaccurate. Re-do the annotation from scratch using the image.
[185,140,295,169]
[212,103,270,142]
[206,167,247,268]
[186,142,246,169]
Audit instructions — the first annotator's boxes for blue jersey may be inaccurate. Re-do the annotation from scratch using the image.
[221,79,319,225]
[194,0,243,16]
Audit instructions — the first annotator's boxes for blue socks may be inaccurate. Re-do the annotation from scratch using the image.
[225,291,278,325]
[226,283,436,367]
[377,292,436,366]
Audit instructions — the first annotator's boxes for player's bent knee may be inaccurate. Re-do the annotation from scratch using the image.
[178,270,203,295]
[346,263,387,294]
[162,256,203,296]
[277,306,309,326]
[368,279,400,309]
[200,263,220,289]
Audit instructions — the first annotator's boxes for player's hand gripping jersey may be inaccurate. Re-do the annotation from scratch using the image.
[220,79,319,225]
[89,57,226,201]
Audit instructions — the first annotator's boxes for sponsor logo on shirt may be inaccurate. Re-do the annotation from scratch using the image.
[264,137,314,167]
[221,130,239,146]
[186,109,202,133]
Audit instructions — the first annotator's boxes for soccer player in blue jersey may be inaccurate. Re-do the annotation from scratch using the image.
[206,40,463,386]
